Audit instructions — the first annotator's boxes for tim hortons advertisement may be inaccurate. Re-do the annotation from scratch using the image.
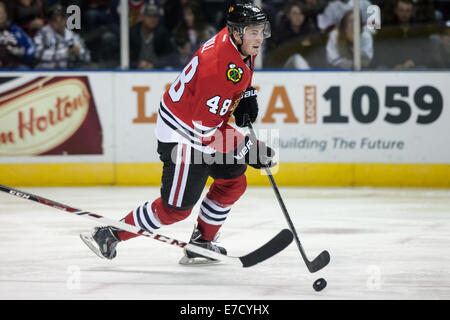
[0,76,103,156]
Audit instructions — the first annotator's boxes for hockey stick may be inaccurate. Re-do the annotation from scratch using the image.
[246,121,330,273]
[0,184,293,268]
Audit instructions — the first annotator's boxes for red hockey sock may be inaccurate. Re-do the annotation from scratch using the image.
[197,175,247,241]
[116,198,193,241]
[152,197,192,225]
[116,210,139,241]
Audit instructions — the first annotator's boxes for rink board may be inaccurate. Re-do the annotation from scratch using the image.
[0,71,449,187]
[1,163,449,187]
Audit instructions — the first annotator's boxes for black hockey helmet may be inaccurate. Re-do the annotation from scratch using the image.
[226,2,271,40]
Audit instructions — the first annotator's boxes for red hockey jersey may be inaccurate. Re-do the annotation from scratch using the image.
[156,27,255,154]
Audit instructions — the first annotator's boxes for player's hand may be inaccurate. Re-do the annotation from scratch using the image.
[234,87,258,127]
[234,134,276,169]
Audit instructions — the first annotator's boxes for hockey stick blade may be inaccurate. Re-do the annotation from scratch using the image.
[307,250,330,273]
[240,229,293,267]
[0,184,293,268]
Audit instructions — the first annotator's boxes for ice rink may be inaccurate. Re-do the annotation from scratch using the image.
[0,186,449,300]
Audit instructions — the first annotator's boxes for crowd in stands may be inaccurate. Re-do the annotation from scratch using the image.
[264,0,450,69]
[0,0,449,70]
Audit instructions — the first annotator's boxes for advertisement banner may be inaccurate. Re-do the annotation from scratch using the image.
[254,72,450,164]
[114,71,450,164]
[0,71,448,187]
[113,72,175,163]
[0,76,103,156]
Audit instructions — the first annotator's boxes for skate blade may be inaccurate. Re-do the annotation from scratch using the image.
[179,255,221,266]
[80,233,106,260]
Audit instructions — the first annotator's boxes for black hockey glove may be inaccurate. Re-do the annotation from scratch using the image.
[234,134,276,169]
[234,87,258,127]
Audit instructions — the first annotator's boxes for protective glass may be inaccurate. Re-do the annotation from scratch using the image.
[243,22,271,40]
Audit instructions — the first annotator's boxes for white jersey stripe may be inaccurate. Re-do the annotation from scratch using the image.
[176,144,191,207]
[156,111,216,154]
[161,98,200,136]
[157,110,206,148]
[158,108,202,143]
[192,120,223,138]
[168,145,184,206]
[160,101,221,139]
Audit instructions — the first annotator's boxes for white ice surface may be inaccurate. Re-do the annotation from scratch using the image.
[0,186,449,300]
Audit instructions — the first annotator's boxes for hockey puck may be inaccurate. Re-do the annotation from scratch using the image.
[313,278,327,291]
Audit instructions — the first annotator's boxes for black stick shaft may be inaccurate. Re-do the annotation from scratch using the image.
[246,124,311,263]
[262,165,311,263]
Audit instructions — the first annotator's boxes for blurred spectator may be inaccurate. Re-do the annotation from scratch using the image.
[129,0,146,26]
[12,0,47,37]
[383,0,416,26]
[411,0,436,23]
[130,0,166,26]
[435,0,450,21]
[85,0,112,31]
[427,20,450,68]
[172,1,216,55]
[372,0,437,69]
[0,1,35,68]
[317,0,373,33]
[382,0,436,25]
[129,2,174,69]
[302,0,327,27]
[326,10,373,69]
[82,0,120,68]
[269,1,318,49]
[263,0,328,69]
[203,0,228,30]
[267,1,319,70]
[160,36,193,69]
[162,0,182,32]
[163,0,207,32]
[33,4,90,69]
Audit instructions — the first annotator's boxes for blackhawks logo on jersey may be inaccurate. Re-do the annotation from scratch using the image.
[226,63,244,84]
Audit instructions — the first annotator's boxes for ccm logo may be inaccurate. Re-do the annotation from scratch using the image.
[9,190,30,199]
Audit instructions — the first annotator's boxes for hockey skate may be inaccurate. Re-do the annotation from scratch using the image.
[179,225,227,266]
[80,226,121,260]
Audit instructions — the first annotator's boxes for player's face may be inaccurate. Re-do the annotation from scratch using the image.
[241,25,265,56]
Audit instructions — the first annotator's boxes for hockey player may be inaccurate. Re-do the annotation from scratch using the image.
[81,2,276,264]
